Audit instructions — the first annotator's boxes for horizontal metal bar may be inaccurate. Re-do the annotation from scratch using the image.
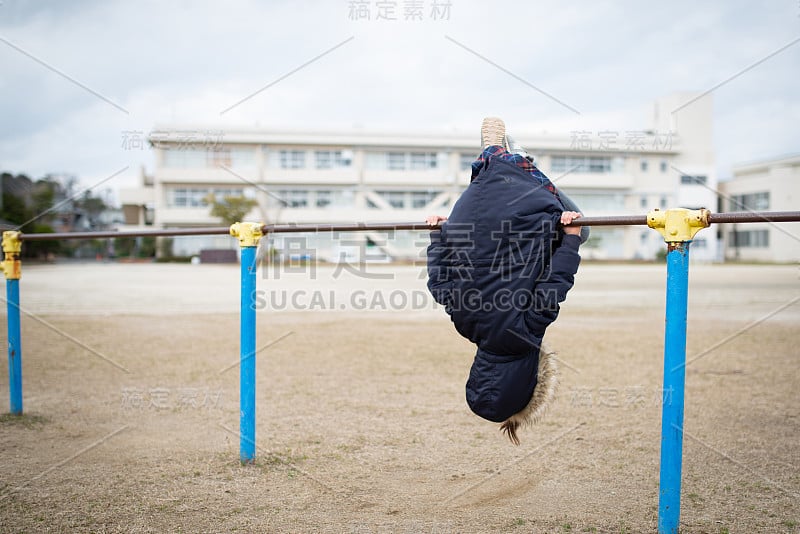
[562,215,649,227]
[266,216,651,232]
[564,211,800,227]
[19,227,231,241]
[15,211,800,241]
[264,222,436,233]
[708,211,800,224]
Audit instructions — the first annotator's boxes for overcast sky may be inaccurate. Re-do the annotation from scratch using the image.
[1,0,798,201]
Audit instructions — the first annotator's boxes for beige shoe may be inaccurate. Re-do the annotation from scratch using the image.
[480,117,507,149]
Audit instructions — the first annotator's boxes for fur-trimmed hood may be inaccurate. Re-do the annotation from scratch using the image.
[465,343,559,445]
[500,343,558,445]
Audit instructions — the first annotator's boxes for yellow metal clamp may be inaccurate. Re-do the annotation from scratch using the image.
[2,231,22,280]
[229,222,265,248]
[647,208,710,243]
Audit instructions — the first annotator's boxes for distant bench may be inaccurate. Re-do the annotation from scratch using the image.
[199,249,238,263]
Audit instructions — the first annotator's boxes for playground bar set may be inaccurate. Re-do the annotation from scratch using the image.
[3,208,799,533]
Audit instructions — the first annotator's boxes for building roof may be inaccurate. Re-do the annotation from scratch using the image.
[147,125,680,155]
[732,153,800,175]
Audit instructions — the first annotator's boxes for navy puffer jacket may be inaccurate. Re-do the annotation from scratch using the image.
[427,157,581,422]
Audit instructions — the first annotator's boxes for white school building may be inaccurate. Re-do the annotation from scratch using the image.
[719,154,800,263]
[120,92,720,262]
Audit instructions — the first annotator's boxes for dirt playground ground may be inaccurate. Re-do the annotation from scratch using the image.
[0,261,798,533]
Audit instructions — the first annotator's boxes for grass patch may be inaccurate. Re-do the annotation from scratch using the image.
[687,492,705,506]
[505,517,526,529]
[0,413,48,428]
[247,448,309,473]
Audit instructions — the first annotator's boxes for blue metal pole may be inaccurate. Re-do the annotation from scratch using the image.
[240,245,257,462]
[6,278,22,414]
[658,242,690,533]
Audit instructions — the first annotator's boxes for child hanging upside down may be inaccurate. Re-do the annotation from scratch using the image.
[426,117,585,444]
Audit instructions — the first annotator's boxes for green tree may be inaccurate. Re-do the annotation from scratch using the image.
[205,194,258,225]
[114,237,136,257]
[1,173,33,226]
[1,171,111,259]
[76,192,107,219]
[30,179,58,218]
[1,192,28,225]
[158,237,174,259]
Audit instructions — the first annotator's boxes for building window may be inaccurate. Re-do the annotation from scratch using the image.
[168,187,237,208]
[660,195,668,209]
[660,160,668,173]
[230,148,256,167]
[557,191,625,211]
[550,156,570,173]
[588,156,611,172]
[366,151,439,171]
[372,190,441,209]
[209,188,245,202]
[376,190,406,208]
[387,152,406,171]
[163,148,208,168]
[170,188,187,207]
[365,152,384,169]
[279,150,306,169]
[640,159,648,172]
[208,149,232,167]
[316,190,332,208]
[729,192,769,211]
[693,238,707,249]
[680,174,707,185]
[731,229,769,248]
[167,187,211,208]
[162,147,255,168]
[410,191,438,209]
[176,188,200,207]
[460,153,476,170]
[315,151,333,169]
[315,150,351,169]
[410,152,437,170]
[551,155,611,173]
[276,190,308,208]
[208,148,255,168]
[640,196,648,208]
